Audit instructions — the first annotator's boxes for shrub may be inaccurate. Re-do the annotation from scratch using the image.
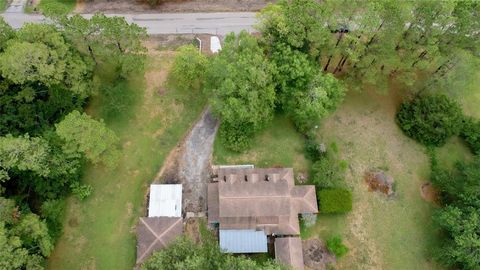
[326,235,349,257]
[396,95,463,146]
[70,182,93,200]
[41,199,66,240]
[318,188,352,214]
[460,117,480,154]
[167,44,207,91]
[310,156,345,189]
[304,139,326,161]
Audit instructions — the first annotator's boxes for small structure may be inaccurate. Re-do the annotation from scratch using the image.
[210,36,222,53]
[136,217,183,264]
[136,184,183,266]
[148,184,182,217]
[208,167,318,269]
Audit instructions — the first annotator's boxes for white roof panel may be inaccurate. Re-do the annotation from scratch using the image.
[210,36,222,53]
[148,184,182,217]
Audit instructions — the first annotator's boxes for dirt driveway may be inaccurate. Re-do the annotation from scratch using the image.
[155,109,219,214]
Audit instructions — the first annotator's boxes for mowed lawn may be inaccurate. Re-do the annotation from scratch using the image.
[47,49,206,269]
[214,115,310,174]
[38,0,76,13]
[0,0,7,11]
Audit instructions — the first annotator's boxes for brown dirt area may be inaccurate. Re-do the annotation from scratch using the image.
[420,182,440,205]
[303,238,336,270]
[77,0,274,14]
[364,169,394,196]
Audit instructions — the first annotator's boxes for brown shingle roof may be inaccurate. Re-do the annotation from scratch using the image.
[208,168,318,236]
[136,217,183,265]
[275,237,305,270]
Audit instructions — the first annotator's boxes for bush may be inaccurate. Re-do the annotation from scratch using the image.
[304,139,326,161]
[326,235,349,257]
[167,44,207,91]
[318,188,352,214]
[310,156,345,189]
[396,95,463,146]
[41,199,66,240]
[70,182,93,200]
[460,117,480,154]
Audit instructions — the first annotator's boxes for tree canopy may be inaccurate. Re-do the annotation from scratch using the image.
[204,31,276,151]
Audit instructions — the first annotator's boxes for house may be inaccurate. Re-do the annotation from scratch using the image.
[208,167,318,269]
[136,184,183,265]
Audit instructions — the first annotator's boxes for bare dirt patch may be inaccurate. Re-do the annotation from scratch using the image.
[302,238,336,270]
[80,0,273,14]
[364,169,394,196]
[420,182,439,204]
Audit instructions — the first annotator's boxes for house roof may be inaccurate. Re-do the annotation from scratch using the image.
[136,217,183,265]
[209,168,317,236]
[148,184,182,217]
[275,237,304,270]
[219,229,268,253]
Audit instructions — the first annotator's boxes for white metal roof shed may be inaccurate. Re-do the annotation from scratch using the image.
[148,184,182,217]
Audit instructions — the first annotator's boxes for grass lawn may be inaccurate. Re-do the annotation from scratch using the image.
[0,0,7,11]
[47,49,206,269]
[38,0,76,14]
[213,114,310,174]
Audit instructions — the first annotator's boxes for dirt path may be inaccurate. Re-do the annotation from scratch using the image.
[155,108,219,214]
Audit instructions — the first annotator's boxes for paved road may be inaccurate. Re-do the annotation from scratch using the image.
[0,12,257,35]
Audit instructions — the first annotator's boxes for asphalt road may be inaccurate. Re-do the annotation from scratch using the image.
[0,12,257,35]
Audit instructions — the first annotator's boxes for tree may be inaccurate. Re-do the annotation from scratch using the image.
[11,213,53,257]
[269,43,345,133]
[396,95,463,147]
[167,45,207,91]
[0,223,43,270]
[55,110,120,168]
[0,18,15,51]
[0,135,50,181]
[287,72,345,133]
[204,31,276,151]
[59,14,147,77]
[0,24,93,97]
[434,195,480,270]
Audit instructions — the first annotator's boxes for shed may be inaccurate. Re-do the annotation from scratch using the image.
[148,184,182,217]
[219,229,268,253]
[136,217,183,265]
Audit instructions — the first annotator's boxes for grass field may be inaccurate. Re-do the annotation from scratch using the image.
[0,0,7,11]
[214,115,310,174]
[47,49,206,269]
[38,0,76,14]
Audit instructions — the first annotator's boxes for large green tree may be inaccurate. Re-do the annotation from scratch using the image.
[55,110,120,168]
[204,31,276,151]
[59,14,147,76]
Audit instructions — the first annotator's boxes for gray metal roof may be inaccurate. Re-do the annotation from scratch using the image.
[219,229,268,253]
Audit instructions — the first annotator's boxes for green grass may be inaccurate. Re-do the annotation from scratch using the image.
[38,0,76,14]
[47,51,206,269]
[0,0,7,11]
[213,115,310,174]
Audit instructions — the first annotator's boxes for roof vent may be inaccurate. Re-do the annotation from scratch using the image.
[223,175,226,182]
[244,175,248,182]
[265,175,270,181]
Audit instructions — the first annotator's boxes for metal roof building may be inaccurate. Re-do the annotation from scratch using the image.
[148,184,182,217]
[219,229,268,253]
